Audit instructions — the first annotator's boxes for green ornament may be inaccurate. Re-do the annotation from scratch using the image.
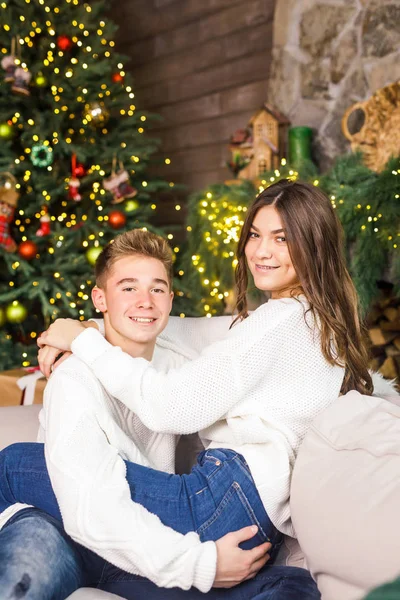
[0,306,6,327]
[0,122,14,140]
[35,73,48,88]
[288,127,314,167]
[31,143,53,168]
[125,199,139,212]
[6,300,28,324]
[85,246,103,266]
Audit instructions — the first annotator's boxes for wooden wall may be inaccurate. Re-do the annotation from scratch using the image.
[112,0,276,197]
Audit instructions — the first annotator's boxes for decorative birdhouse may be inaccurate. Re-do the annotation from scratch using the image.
[228,104,290,181]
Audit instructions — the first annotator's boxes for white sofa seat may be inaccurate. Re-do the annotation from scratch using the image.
[0,404,306,599]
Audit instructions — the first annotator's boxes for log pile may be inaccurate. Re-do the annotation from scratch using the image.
[367,289,400,387]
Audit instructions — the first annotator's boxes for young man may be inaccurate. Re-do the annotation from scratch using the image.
[0,230,277,599]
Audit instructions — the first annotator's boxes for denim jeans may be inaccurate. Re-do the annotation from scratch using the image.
[0,443,281,552]
[0,444,321,599]
[0,508,320,600]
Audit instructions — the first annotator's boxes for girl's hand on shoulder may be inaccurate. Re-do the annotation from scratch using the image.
[37,319,99,376]
[37,318,86,351]
[38,345,72,378]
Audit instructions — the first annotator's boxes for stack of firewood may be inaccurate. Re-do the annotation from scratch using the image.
[367,291,400,386]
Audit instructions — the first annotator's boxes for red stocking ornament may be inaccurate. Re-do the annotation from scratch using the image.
[68,154,82,201]
[36,207,51,236]
[69,177,81,201]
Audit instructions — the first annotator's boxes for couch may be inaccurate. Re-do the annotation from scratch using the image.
[1,391,399,600]
[0,404,306,600]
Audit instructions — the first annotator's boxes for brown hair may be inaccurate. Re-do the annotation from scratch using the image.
[95,229,173,289]
[234,179,373,396]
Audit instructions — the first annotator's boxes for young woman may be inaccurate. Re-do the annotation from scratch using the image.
[0,179,372,597]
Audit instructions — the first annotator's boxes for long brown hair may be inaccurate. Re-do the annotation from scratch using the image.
[233,179,373,396]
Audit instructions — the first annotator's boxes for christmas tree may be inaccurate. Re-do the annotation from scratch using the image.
[0,0,179,370]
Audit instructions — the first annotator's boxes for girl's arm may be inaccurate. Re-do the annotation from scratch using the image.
[71,300,302,434]
[158,315,235,355]
[38,315,233,378]
[90,315,235,356]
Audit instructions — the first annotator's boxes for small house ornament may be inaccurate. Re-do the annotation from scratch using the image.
[228,104,290,181]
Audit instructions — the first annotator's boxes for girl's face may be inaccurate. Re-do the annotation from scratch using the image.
[244,205,300,299]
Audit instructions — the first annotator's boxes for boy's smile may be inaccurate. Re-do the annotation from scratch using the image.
[92,255,174,360]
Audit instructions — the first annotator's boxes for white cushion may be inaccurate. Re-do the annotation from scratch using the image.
[0,405,41,450]
[291,391,400,600]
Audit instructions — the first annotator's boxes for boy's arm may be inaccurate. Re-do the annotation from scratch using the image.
[43,366,269,590]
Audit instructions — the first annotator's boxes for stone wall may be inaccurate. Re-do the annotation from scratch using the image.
[268,0,400,169]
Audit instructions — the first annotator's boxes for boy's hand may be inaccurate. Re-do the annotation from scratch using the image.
[37,319,98,377]
[213,526,271,588]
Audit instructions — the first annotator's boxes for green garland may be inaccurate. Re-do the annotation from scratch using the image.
[184,154,400,315]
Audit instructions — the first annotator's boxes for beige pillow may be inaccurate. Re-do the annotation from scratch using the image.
[0,405,41,450]
[291,391,400,600]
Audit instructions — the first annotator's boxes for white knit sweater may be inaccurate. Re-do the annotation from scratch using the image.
[72,297,345,536]
[0,347,217,592]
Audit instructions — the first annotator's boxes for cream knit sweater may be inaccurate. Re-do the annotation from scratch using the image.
[0,346,217,592]
[72,297,345,536]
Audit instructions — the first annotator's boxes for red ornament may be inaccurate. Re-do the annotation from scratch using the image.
[36,206,51,236]
[112,72,124,84]
[74,163,86,177]
[18,240,38,260]
[108,210,126,230]
[57,35,73,51]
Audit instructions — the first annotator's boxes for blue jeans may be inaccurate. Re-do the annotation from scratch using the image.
[0,444,321,598]
[0,443,281,551]
[0,508,320,600]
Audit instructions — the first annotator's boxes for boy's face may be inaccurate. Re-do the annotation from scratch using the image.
[92,255,173,351]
